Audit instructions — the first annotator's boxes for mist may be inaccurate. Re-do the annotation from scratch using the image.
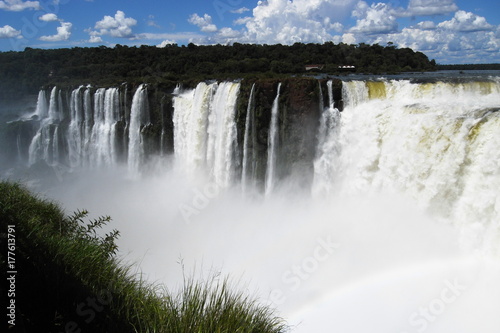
[40,162,500,333]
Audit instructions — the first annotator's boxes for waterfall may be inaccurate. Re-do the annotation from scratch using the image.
[330,79,500,254]
[28,86,63,166]
[173,82,214,176]
[265,83,281,196]
[47,86,61,122]
[206,82,240,187]
[52,126,60,165]
[17,78,500,253]
[89,87,121,168]
[173,81,240,186]
[160,96,166,156]
[128,84,150,177]
[68,86,84,168]
[35,90,48,119]
[241,83,256,192]
[312,80,342,196]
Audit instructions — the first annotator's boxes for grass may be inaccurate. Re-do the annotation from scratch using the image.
[0,181,288,333]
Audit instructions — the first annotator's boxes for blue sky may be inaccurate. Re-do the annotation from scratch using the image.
[0,0,499,64]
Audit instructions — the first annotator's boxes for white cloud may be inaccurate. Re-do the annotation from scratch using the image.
[39,21,72,41]
[350,1,398,35]
[231,7,250,14]
[234,16,252,26]
[0,0,39,11]
[89,35,103,43]
[39,13,58,22]
[437,10,494,32]
[414,21,436,30]
[188,0,357,45]
[404,0,458,17]
[93,10,137,38]
[188,13,218,33]
[157,40,176,48]
[342,33,357,45]
[180,0,499,63]
[0,24,21,38]
[242,0,357,44]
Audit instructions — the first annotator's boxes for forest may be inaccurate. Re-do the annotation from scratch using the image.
[0,42,436,100]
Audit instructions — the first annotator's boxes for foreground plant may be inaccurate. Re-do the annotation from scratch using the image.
[0,181,288,333]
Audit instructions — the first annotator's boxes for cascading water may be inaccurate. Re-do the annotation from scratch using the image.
[68,86,85,168]
[173,81,240,186]
[206,82,240,187]
[28,86,64,166]
[265,83,281,196]
[91,87,121,168]
[128,84,150,177]
[35,89,48,119]
[312,80,342,196]
[328,79,500,254]
[173,82,214,176]
[241,83,256,192]
[26,84,144,172]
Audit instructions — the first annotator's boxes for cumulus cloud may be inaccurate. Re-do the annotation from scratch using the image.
[437,10,495,32]
[350,1,398,35]
[241,0,357,44]
[0,0,39,11]
[39,13,58,22]
[188,0,357,45]
[88,35,103,43]
[157,39,176,48]
[181,0,498,63]
[39,21,72,41]
[92,10,137,38]
[0,24,21,38]
[188,13,218,33]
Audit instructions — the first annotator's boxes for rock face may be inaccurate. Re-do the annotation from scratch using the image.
[2,78,343,190]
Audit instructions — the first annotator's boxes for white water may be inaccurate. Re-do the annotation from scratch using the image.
[27,85,150,174]
[313,80,342,196]
[28,86,63,165]
[242,83,256,192]
[92,87,121,168]
[68,86,84,168]
[327,79,500,255]
[16,77,500,333]
[173,81,240,186]
[35,89,48,119]
[128,84,150,177]
[206,81,240,187]
[265,82,281,196]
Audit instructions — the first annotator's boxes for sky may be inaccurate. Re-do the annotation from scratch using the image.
[0,0,499,64]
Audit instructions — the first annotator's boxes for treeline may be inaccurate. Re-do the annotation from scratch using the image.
[0,42,436,100]
[436,63,500,70]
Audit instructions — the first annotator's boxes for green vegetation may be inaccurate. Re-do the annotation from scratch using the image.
[0,181,287,333]
[0,42,436,101]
